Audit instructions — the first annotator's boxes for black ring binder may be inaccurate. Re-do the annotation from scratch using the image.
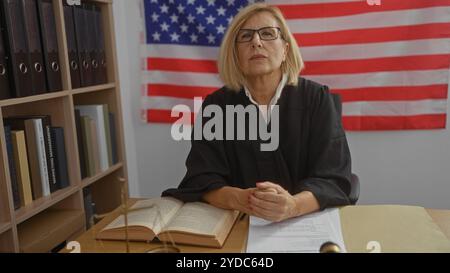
[71,60,78,70]
[34,62,43,73]
[19,63,28,74]
[51,61,59,72]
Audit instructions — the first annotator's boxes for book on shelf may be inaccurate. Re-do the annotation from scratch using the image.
[102,104,113,166]
[80,115,95,177]
[4,125,21,209]
[96,197,240,248]
[83,187,96,229]
[4,116,70,205]
[88,117,101,174]
[74,109,87,178]
[75,105,118,178]
[75,105,109,172]
[109,112,118,164]
[50,127,70,189]
[24,119,46,199]
[11,130,33,207]
[7,117,51,198]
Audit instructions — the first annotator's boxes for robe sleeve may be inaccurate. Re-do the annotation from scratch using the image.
[292,85,352,210]
[161,94,230,202]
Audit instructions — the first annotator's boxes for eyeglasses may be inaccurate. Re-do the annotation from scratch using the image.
[236,27,282,43]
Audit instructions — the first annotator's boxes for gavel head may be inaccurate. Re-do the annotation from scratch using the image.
[320,241,341,253]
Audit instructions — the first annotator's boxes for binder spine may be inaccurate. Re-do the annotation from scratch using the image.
[0,0,33,98]
[74,4,92,87]
[63,2,81,89]
[37,0,62,92]
[94,5,107,84]
[22,0,47,95]
[0,17,11,99]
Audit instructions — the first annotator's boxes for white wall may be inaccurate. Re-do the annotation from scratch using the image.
[113,0,191,198]
[113,0,450,209]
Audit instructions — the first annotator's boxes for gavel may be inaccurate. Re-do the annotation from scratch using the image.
[320,241,342,253]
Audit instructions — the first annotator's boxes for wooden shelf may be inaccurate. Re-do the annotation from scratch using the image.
[82,162,123,188]
[0,0,128,253]
[0,83,117,106]
[0,222,11,234]
[14,186,80,225]
[0,91,70,107]
[17,209,84,253]
[71,83,116,95]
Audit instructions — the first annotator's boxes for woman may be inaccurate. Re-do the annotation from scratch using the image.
[162,3,352,222]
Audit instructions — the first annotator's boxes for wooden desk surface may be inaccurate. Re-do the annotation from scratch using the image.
[427,209,450,240]
[63,199,450,253]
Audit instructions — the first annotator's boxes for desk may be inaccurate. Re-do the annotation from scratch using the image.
[62,199,450,253]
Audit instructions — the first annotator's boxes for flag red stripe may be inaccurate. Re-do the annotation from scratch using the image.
[303,54,450,75]
[147,84,449,102]
[148,109,447,130]
[148,54,450,74]
[147,109,195,124]
[277,0,450,19]
[148,84,216,99]
[342,114,446,130]
[294,23,450,46]
[332,85,449,102]
[148,58,218,73]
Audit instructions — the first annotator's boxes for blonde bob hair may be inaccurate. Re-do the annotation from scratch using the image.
[218,3,304,91]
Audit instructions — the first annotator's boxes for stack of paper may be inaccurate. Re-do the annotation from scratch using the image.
[247,208,346,253]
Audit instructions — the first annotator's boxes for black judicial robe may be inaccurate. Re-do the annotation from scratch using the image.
[162,77,352,210]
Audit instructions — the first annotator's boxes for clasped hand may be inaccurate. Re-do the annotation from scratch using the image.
[236,181,299,222]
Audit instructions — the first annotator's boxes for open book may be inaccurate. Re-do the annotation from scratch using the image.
[96,197,240,248]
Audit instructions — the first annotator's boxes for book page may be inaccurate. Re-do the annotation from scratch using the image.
[103,197,183,234]
[162,202,232,236]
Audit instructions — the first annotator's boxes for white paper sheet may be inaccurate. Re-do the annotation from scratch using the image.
[247,208,346,253]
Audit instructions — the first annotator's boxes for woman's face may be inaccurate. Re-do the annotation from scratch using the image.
[236,12,289,78]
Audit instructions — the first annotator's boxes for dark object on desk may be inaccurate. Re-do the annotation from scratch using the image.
[331,93,360,205]
[320,241,342,253]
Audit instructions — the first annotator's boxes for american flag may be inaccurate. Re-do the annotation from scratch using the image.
[141,0,450,130]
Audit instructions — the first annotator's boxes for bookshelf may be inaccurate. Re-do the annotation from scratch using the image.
[0,0,128,253]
